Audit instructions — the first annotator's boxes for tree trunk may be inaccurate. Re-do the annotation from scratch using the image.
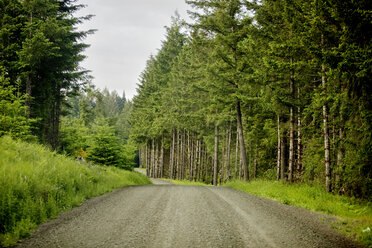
[197,139,202,181]
[170,129,175,179]
[190,135,194,181]
[204,147,208,183]
[213,124,219,186]
[321,34,331,192]
[155,140,159,178]
[235,127,239,179]
[187,131,192,181]
[236,100,249,181]
[297,86,302,175]
[336,113,344,188]
[151,139,155,178]
[277,115,281,180]
[180,131,185,180]
[160,135,164,178]
[322,67,331,192]
[220,132,225,185]
[176,130,180,179]
[281,135,286,181]
[226,124,232,182]
[146,142,150,177]
[193,137,198,181]
[139,146,143,168]
[253,144,258,179]
[288,59,295,183]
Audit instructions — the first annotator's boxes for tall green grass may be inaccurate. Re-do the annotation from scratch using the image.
[0,136,151,247]
[225,179,372,246]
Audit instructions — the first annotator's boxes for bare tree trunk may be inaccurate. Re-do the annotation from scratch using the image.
[183,131,187,179]
[200,145,203,181]
[297,87,302,175]
[288,59,295,183]
[254,145,258,179]
[288,106,294,182]
[187,131,192,181]
[146,142,150,177]
[226,124,232,182]
[193,137,198,181]
[236,101,249,181]
[150,139,155,177]
[139,146,142,168]
[190,135,194,181]
[220,132,225,185]
[176,130,180,179]
[235,128,239,179]
[281,135,286,181]
[170,129,175,179]
[197,139,202,181]
[277,115,281,180]
[155,140,159,178]
[336,114,344,188]
[213,124,219,186]
[321,34,331,192]
[322,67,331,192]
[204,147,208,182]
[198,140,203,182]
[160,135,164,178]
[180,131,184,180]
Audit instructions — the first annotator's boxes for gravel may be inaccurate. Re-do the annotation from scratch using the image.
[15,183,361,248]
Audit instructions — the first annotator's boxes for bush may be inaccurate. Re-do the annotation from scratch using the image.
[0,74,36,141]
[87,118,132,170]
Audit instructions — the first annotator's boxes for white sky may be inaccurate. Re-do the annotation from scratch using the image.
[75,0,192,100]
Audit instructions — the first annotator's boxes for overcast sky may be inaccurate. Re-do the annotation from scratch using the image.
[75,0,192,100]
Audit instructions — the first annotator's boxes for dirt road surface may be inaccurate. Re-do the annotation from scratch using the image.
[16,183,360,248]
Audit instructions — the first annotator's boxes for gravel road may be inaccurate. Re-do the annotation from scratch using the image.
[16,183,360,248]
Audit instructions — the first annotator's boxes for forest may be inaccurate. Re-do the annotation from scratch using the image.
[0,0,371,246]
[0,1,146,244]
[0,0,371,197]
[0,0,134,168]
[130,0,371,199]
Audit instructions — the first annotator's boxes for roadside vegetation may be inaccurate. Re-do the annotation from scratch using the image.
[225,180,372,247]
[165,179,210,186]
[0,136,151,247]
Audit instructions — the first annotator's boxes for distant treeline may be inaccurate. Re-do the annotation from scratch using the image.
[130,0,371,198]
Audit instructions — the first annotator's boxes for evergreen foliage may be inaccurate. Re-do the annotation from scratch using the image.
[0,73,35,140]
[0,0,92,148]
[59,86,135,170]
[130,0,371,199]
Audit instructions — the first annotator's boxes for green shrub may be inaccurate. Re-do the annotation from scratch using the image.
[0,74,36,141]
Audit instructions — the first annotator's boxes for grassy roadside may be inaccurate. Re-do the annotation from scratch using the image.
[164,179,211,186]
[225,179,372,247]
[0,136,151,247]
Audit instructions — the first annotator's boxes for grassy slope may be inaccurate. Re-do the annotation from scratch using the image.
[0,136,151,247]
[225,180,372,247]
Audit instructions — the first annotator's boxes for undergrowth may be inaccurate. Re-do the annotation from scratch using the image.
[225,179,372,247]
[165,179,210,186]
[0,136,151,247]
